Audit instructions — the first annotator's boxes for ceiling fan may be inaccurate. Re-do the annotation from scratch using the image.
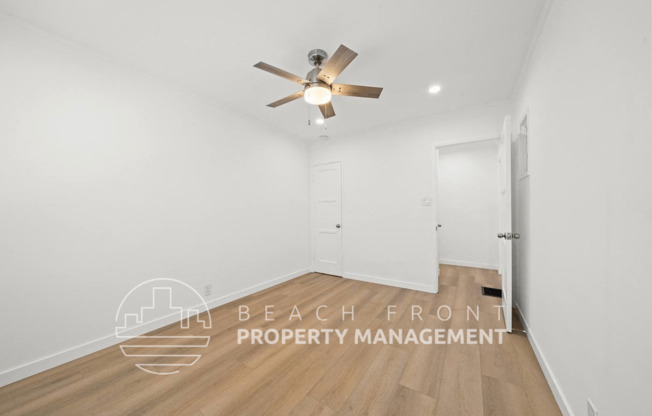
[253,45,383,119]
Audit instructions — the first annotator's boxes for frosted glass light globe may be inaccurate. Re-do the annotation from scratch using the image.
[304,84,332,105]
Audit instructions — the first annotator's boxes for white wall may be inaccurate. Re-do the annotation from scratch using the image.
[438,140,499,270]
[511,0,652,415]
[0,14,311,386]
[310,102,509,292]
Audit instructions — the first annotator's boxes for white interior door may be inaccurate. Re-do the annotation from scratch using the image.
[498,117,513,332]
[313,162,343,276]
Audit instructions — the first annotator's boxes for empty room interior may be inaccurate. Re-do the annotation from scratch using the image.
[1,1,651,415]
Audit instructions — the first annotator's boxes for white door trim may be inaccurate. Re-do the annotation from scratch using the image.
[311,160,344,276]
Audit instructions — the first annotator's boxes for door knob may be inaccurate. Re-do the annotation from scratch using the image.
[335,224,341,229]
[513,233,520,239]
[497,233,505,239]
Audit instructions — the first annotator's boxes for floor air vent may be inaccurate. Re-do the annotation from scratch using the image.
[481,287,502,298]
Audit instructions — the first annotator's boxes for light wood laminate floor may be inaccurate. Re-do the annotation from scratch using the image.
[0,265,562,415]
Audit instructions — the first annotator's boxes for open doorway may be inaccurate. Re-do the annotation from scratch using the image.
[435,139,501,272]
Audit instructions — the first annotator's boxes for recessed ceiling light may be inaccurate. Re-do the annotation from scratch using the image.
[428,85,442,94]
[315,118,325,125]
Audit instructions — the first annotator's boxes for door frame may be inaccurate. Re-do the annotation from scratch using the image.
[512,109,530,316]
[431,137,500,290]
[310,160,344,275]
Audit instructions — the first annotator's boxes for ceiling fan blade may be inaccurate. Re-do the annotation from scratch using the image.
[331,84,383,99]
[267,91,305,108]
[317,45,358,85]
[254,62,308,85]
[318,102,336,119]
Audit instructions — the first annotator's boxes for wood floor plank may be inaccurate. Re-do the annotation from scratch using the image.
[386,385,438,416]
[433,314,484,416]
[308,341,382,410]
[432,284,457,313]
[197,346,309,415]
[478,311,522,386]
[336,345,409,415]
[0,267,562,416]
[230,347,335,416]
[482,374,534,416]
[289,396,335,416]
[399,314,448,398]
[319,289,382,359]
[439,265,460,287]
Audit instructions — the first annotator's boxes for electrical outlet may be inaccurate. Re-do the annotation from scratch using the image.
[204,284,212,297]
[587,399,598,416]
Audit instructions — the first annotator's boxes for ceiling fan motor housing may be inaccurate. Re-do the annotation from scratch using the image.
[306,67,324,83]
[308,49,328,67]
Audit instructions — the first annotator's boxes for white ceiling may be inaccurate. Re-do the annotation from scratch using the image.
[0,0,546,139]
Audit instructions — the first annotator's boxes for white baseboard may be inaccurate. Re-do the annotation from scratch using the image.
[0,267,311,388]
[514,302,574,416]
[343,272,437,293]
[439,259,498,270]
[0,332,120,389]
